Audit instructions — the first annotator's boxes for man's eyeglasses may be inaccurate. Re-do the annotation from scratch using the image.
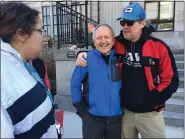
[32,28,45,35]
[120,20,140,27]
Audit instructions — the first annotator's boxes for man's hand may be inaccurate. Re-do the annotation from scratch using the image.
[76,52,87,67]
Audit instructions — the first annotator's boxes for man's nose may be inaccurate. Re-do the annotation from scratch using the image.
[100,37,107,43]
[123,23,129,28]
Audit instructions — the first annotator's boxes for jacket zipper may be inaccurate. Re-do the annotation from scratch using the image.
[107,64,111,124]
[101,51,114,124]
[107,52,114,124]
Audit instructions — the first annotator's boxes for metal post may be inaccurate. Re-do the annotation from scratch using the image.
[85,1,88,49]
[65,4,67,44]
[60,3,62,46]
[71,3,73,43]
[97,1,100,24]
[50,3,53,38]
[56,2,60,49]
[80,4,82,43]
[75,1,78,44]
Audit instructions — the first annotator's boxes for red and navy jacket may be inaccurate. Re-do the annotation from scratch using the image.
[114,27,179,113]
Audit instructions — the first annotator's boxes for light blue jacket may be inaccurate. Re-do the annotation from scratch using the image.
[1,38,57,138]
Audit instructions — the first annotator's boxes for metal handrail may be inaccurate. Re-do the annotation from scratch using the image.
[56,1,99,49]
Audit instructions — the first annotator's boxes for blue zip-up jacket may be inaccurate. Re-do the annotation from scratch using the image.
[70,48,123,117]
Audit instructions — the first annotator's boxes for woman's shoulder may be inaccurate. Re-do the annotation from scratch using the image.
[1,54,37,109]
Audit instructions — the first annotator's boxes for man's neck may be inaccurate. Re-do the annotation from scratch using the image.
[131,31,142,42]
[102,50,111,56]
[101,54,110,65]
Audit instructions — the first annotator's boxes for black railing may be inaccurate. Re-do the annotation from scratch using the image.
[56,1,99,49]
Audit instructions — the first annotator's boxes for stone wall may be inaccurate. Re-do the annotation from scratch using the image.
[53,48,90,112]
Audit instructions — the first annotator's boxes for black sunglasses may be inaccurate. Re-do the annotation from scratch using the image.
[120,20,141,27]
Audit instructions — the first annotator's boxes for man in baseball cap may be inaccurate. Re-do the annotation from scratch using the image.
[116,3,147,42]
[76,2,178,138]
[117,2,146,21]
[116,3,177,139]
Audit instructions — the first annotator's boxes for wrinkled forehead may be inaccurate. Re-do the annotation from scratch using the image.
[95,26,112,37]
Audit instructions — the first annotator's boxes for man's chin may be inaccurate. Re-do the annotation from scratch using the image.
[123,35,132,41]
[100,50,111,56]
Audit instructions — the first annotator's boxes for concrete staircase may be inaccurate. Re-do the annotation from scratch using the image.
[163,50,184,127]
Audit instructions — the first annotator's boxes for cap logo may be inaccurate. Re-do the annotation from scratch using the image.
[125,8,133,13]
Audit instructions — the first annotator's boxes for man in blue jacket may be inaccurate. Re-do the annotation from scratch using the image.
[70,24,123,139]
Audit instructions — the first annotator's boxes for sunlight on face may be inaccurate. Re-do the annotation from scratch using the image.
[23,17,44,60]
[94,26,114,55]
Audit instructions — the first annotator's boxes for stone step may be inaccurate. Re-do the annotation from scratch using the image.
[171,88,184,100]
[163,111,184,127]
[172,91,184,100]
[176,88,184,93]
[174,54,184,61]
[172,49,184,54]
[176,61,184,69]
[179,77,184,88]
[165,98,184,113]
[178,69,184,76]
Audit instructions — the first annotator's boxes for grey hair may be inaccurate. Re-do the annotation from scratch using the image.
[88,22,97,27]
[145,20,151,27]
[92,23,115,40]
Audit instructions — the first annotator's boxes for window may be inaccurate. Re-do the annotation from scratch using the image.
[53,5,57,37]
[144,1,175,31]
[42,6,51,36]
[52,5,71,37]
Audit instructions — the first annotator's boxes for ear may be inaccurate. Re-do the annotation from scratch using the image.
[15,29,28,43]
[112,37,115,45]
[140,20,146,29]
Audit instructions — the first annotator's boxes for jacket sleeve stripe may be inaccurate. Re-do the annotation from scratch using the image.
[14,108,55,139]
[142,40,179,93]
[156,40,179,96]
[6,82,47,125]
[114,39,125,55]
[156,41,174,92]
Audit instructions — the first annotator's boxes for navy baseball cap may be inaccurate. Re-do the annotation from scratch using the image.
[118,3,146,21]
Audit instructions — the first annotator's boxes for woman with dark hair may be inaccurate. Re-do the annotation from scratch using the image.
[0,2,57,138]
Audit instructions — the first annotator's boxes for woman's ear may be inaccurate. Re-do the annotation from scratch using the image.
[15,29,28,42]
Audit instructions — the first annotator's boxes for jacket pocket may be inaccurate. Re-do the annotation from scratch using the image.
[110,58,121,82]
[146,88,170,106]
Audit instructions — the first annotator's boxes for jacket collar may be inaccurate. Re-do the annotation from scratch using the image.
[0,38,23,63]
[94,47,115,57]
